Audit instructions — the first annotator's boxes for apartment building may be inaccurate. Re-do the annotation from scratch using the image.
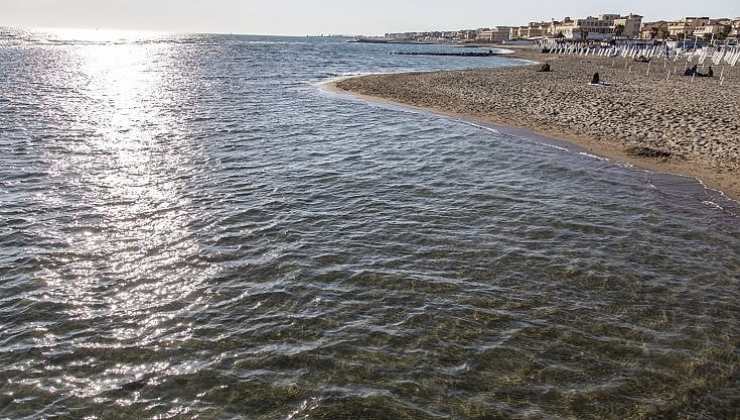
[510,22,549,40]
[550,14,642,40]
[667,17,710,38]
[640,21,670,40]
[457,30,478,41]
[693,21,728,39]
[382,13,738,44]
[476,27,512,43]
[510,26,526,39]
[614,14,643,38]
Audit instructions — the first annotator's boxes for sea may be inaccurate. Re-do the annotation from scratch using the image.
[1,29,738,419]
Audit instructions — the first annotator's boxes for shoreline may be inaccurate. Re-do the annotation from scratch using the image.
[325,52,740,201]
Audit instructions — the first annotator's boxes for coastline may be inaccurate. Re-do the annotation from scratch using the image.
[325,50,740,201]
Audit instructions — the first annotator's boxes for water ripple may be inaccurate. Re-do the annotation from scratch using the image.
[1,29,738,419]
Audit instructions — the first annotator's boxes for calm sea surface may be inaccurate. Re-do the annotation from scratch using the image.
[1,29,738,419]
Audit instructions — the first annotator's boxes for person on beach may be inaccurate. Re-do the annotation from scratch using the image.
[591,72,600,85]
[635,55,650,63]
[537,63,551,72]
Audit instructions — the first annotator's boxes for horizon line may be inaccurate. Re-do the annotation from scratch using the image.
[2,13,740,39]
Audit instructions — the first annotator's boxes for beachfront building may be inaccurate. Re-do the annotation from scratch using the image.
[442,31,459,41]
[667,17,711,38]
[614,14,643,38]
[510,26,526,40]
[384,30,477,43]
[640,21,670,40]
[531,22,551,38]
[475,28,491,42]
[493,26,513,42]
[382,14,736,45]
[550,17,577,39]
[510,22,549,40]
[663,17,739,41]
[692,21,728,40]
[476,27,511,43]
[731,19,740,40]
[457,29,478,41]
[549,14,642,40]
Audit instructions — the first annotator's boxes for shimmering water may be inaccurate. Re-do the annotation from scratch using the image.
[1,29,739,419]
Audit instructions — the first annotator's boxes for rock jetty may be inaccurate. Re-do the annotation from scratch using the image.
[393,51,501,57]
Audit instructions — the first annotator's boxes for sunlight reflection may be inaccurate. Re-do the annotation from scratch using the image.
[40,27,170,44]
[33,30,214,399]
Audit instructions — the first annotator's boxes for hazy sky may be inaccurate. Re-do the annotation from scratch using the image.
[1,0,739,36]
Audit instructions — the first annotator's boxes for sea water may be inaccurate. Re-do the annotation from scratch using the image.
[1,29,738,419]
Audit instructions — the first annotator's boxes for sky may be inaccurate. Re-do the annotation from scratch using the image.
[1,0,739,36]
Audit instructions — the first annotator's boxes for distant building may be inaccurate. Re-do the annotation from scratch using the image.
[640,21,666,40]
[511,22,549,39]
[510,26,526,39]
[667,17,711,38]
[384,13,737,45]
[549,14,642,40]
[550,17,576,39]
[441,31,458,41]
[476,26,512,43]
[384,30,478,43]
[614,14,643,38]
[731,19,740,39]
[693,22,727,39]
[663,17,737,41]
[457,29,478,41]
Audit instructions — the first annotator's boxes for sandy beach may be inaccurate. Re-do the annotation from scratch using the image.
[332,49,740,200]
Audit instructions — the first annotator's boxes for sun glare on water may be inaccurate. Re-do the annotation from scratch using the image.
[27,28,213,400]
[39,27,170,43]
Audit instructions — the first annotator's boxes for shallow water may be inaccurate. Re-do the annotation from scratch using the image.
[1,29,739,419]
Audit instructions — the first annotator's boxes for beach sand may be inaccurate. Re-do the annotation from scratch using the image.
[331,49,740,200]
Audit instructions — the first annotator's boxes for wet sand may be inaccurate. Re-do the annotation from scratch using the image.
[331,50,740,200]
